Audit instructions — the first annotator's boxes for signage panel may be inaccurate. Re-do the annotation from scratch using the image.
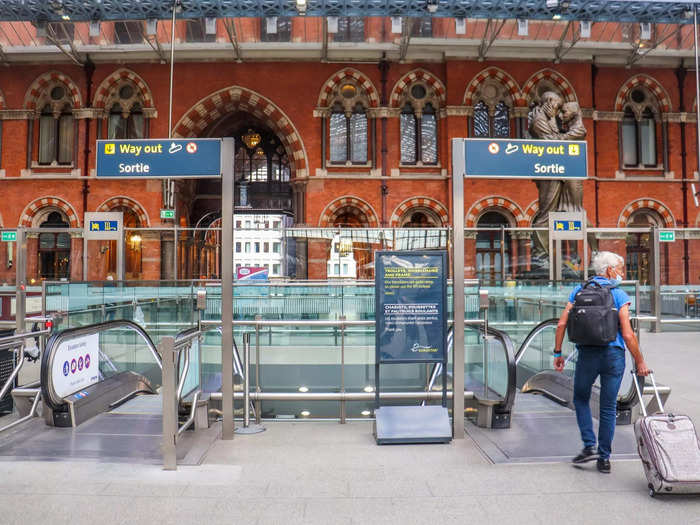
[1,231,16,242]
[659,231,675,242]
[84,212,123,240]
[464,138,587,179]
[375,251,447,363]
[160,209,175,219]
[237,267,269,281]
[51,333,100,399]
[549,212,586,241]
[96,139,222,178]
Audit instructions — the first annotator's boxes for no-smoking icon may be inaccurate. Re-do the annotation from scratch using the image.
[186,142,197,154]
[488,142,500,154]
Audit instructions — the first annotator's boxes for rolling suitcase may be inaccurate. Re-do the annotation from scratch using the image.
[632,371,700,497]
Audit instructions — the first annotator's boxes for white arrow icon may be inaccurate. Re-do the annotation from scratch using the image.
[168,142,182,154]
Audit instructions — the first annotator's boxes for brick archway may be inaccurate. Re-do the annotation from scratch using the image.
[318,196,379,227]
[24,71,83,110]
[96,196,150,227]
[466,196,526,227]
[93,68,155,109]
[389,69,446,108]
[464,67,523,107]
[523,200,539,226]
[521,69,577,103]
[614,75,672,113]
[618,198,675,228]
[317,68,379,108]
[19,197,80,228]
[389,197,448,227]
[173,86,308,177]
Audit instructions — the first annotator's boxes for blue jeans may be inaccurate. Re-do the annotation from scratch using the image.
[573,346,626,460]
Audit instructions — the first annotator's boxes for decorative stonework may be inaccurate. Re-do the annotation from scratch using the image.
[19,196,80,228]
[317,68,379,108]
[318,196,379,227]
[389,197,448,227]
[173,86,308,178]
[93,68,155,110]
[96,196,150,227]
[614,74,671,113]
[617,198,675,228]
[523,200,539,225]
[389,69,446,108]
[465,196,527,227]
[464,67,522,107]
[521,69,577,105]
[24,71,83,111]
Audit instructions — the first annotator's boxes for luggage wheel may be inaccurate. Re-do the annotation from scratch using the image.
[648,484,655,498]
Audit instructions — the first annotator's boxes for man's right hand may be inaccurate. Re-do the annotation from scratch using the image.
[553,356,565,372]
[636,360,651,376]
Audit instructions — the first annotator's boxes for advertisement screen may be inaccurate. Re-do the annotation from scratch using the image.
[51,333,100,399]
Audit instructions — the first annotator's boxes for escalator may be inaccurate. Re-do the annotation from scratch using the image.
[0,320,214,464]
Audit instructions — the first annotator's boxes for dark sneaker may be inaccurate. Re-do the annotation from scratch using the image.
[572,446,598,464]
[597,458,611,474]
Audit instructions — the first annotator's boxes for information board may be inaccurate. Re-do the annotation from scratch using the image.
[51,333,100,399]
[464,138,587,179]
[375,251,447,363]
[96,139,222,178]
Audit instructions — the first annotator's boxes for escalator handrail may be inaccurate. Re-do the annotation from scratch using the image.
[40,320,161,409]
[478,324,517,412]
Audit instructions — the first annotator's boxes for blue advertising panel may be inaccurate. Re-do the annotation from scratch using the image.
[375,251,447,363]
[96,139,221,178]
[464,138,587,179]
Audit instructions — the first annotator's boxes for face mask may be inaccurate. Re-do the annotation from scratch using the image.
[611,273,623,286]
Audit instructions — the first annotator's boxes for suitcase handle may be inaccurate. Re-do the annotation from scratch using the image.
[631,370,665,417]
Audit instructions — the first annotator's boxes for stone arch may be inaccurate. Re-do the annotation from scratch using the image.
[523,200,539,226]
[93,68,155,109]
[389,197,448,227]
[389,69,447,108]
[19,197,80,228]
[618,198,675,228]
[318,196,380,228]
[464,68,523,107]
[24,71,83,110]
[96,196,150,227]
[173,86,308,177]
[521,69,577,104]
[466,196,526,228]
[614,75,672,113]
[317,68,379,108]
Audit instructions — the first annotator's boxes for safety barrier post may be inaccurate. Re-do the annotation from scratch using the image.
[235,332,265,434]
[160,335,177,470]
[650,226,662,332]
[340,315,346,424]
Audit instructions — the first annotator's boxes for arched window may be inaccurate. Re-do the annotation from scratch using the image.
[37,84,74,165]
[619,87,661,169]
[398,81,440,166]
[327,81,369,165]
[476,211,512,284]
[38,212,70,279]
[470,78,512,138]
[107,208,142,278]
[106,84,145,140]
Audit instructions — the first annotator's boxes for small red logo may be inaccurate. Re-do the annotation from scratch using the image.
[488,142,500,154]
[186,142,197,154]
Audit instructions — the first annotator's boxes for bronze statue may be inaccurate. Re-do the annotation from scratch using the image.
[528,93,592,274]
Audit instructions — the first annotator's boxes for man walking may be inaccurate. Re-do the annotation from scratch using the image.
[553,251,650,473]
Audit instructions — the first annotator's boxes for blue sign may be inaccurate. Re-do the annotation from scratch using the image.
[375,251,447,363]
[96,139,222,178]
[464,138,587,179]
[554,220,582,232]
[89,220,118,232]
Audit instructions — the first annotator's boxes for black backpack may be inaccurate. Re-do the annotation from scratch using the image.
[566,279,619,347]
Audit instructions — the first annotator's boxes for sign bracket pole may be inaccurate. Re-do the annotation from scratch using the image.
[451,139,465,439]
[221,137,235,440]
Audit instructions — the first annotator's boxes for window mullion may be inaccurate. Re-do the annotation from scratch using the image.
[416,115,422,163]
[345,114,351,163]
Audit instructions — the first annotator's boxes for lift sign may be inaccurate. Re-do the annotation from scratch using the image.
[89,220,118,232]
[96,139,222,178]
[51,333,100,399]
[553,220,582,232]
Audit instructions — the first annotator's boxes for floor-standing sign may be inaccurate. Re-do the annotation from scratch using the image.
[96,138,236,444]
[452,137,587,437]
[83,212,124,281]
[374,250,450,444]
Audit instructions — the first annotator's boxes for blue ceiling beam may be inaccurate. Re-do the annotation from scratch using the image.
[0,1,697,24]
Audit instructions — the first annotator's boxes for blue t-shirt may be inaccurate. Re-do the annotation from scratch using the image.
[568,276,631,350]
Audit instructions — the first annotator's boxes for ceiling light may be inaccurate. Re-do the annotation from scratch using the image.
[296,0,307,15]
[426,0,439,14]
[546,0,559,8]
[61,15,70,21]
[363,385,374,393]
[552,14,561,20]
[298,386,309,392]
[300,410,310,417]
[361,410,371,416]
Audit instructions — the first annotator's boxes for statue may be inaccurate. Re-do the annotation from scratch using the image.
[527,93,592,275]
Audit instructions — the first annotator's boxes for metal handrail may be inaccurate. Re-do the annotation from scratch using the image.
[40,320,161,408]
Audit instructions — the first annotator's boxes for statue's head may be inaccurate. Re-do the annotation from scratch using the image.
[560,102,580,122]
[540,91,563,118]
